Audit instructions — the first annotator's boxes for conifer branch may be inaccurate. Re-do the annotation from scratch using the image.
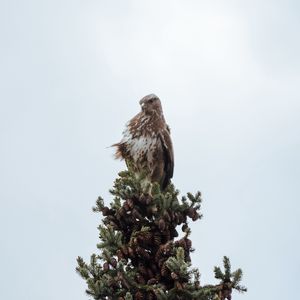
[76,171,246,299]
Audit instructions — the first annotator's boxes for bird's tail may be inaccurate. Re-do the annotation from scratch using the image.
[111,142,126,160]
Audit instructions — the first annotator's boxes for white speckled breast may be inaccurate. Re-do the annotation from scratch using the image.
[121,121,158,168]
[130,136,157,163]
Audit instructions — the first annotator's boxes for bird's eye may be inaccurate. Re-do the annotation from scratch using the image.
[148,99,153,104]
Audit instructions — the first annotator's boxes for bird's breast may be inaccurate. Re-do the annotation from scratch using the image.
[129,135,157,163]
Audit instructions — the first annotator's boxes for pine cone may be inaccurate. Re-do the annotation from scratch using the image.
[117,207,126,218]
[161,262,170,277]
[137,231,153,246]
[109,221,120,230]
[128,246,135,258]
[163,211,171,222]
[192,212,200,221]
[175,238,186,249]
[157,258,165,268]
[161,230,171,243]
[221,283,232,300]
[147,278,157,285]
[170,227,178,238]
[175,281,183,290]
[103,262,109,271]
[147,268,154,279]
[134,290,144,300]
[132,208,143,221]
[185,238,192,249]
[101,206,112,216]
[158,218,166,231]
[136,246,151,260]
[126,198,134,209]
[181,224,188,232]
[138,263,148,277]
[139,194,151,205]
[150,263,159,274]
[121,245,129,256]
[136,273,146,284]
[187,207,196,219]
[153,233,161,246]
[110,258,117,268]
[146,292,156,300]
[117,249,125,261]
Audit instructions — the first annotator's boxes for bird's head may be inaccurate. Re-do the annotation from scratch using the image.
[139,94,163,115]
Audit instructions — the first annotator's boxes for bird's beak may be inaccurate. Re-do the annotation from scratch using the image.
[140,102,145,110]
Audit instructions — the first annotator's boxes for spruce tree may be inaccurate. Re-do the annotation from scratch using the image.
[76,171,246,299]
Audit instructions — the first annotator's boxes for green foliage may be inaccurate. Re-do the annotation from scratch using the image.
[165,247,190,282]
[76,171,246,300]
[97,225,123,253]
[214,257,247,294]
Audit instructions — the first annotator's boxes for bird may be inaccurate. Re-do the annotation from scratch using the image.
[113,94,174,191]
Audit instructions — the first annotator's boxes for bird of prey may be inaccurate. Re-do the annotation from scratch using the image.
[113,94,174,190]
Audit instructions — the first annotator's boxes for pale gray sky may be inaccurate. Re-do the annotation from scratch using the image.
[0,1,299,300]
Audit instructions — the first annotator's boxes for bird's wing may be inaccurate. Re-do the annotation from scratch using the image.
[158,127,174,188]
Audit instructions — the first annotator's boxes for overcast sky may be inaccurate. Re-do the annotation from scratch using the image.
[0,1,299,299]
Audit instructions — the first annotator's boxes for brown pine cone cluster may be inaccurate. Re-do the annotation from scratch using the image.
[97,193,199,299]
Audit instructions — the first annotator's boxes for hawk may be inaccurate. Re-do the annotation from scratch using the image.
[113,94,174,190]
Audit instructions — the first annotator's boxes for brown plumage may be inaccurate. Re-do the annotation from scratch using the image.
[113,94,174,190]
